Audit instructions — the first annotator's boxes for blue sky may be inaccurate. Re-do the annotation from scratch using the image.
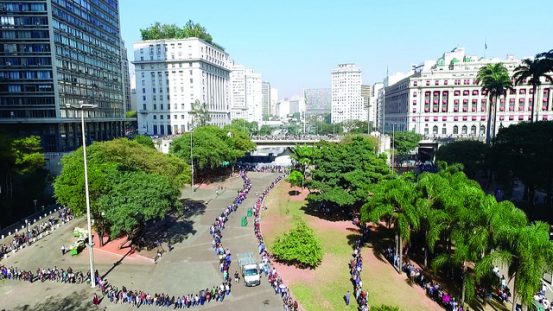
[120,0,553,98]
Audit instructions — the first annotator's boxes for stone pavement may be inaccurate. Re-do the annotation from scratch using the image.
[0,172,285,311]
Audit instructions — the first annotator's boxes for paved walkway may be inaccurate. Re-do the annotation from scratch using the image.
[0,172,284,311]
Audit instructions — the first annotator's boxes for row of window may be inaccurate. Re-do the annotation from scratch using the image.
[1,30,49,39]
[1,43,51,54]
[0,96,55,107]
[0,84,53,93]
[1,3,47,12]
[1,56,51,66]
[0,70,52,80]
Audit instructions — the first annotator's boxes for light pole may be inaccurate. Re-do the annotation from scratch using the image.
[190,124,195,192]
[68,102,97,287]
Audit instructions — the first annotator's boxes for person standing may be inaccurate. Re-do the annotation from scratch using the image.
[61,245,66,256]
[344,290,350,306]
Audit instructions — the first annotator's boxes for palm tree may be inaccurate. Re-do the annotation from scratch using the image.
[361,176,422,273]
[477,63,513,145]
[513,58,553,122]
[477,222,553,311]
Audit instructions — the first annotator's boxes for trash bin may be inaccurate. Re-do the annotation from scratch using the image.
[241,216,248,227]
[247,208,253,217]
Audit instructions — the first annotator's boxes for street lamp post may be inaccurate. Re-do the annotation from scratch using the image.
[68,102,97,287]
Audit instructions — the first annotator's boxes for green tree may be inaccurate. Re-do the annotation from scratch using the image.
[476,63,513,145]
[477,222,553,311]
[513,58,553,122]
[258,125,273,136]
[189,100,211,127]
[98,171,179,241]
[392,131,422,164]
[342,120,370,134]
[227,119,258,136]
[290,145,315,181]
[361,175,423,273]
[435,140,490,179]
[490,121,553,208]
[271,221,323,268]
[0,134,48,227]
[133,135,155,149]
[288,170,304,190]
[308,135,390,214]
[54,138,188,245]
[140,21,217,46]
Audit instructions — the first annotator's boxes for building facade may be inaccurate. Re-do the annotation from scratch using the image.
[331,63,366,123]
[230,64,262,124]
[0,0,126,151]
[383,48,553,138]
[261,81,271,119]
[304,88,331,117]
[120,39,131,112]
[133,37,232,136]
[370,82,383,130]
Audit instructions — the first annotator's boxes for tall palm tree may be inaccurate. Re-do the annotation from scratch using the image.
[513,58,553,122]
[477,222,553,311]
[477,63,513,145]
[361,176,422,273]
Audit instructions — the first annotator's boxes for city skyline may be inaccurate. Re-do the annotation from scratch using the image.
[120,0,553,98]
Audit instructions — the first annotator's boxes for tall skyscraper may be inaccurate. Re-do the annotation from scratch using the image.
[133,38,232,136]
[0,0,127,151]
[270,87,279,116]
[230,64,263,124]
[262,81,271,119]
[331,64,366,123]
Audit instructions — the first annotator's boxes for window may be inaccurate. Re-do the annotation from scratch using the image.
[453,126,459,134]
[433,126,438,135]
[461,125,467,135]
[442,127,447,135]
[471,125,477,135]
[480,125,485,134]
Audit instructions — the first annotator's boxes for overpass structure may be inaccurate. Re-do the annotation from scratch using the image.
[252,137,341,147]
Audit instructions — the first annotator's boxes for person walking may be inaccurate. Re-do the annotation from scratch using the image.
[344,290,350,306]
[61,245,66,256]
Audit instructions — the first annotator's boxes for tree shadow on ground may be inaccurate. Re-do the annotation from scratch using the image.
[134,199,206,251]
[10,288,95,311]
[300,200,352,222]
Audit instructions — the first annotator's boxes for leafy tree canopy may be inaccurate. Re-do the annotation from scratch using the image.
[171,125,254,171]
[288,170,304,188]
[435,140,490,179]
[126,110,137,118]
[271,221,323,268]
[140,21,223,50]
[226,119,258,136]
[393,131,421,157]
[258,125,273,136]
[490,121,553,208]
[133,135,155,149]
[54,138,189,229]
[307,135,390,209]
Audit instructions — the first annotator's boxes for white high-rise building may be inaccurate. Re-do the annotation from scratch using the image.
[270,88,279,116]
[133,38,232,136]
[331,64,366,123]
[370,83,383,129]
[230,65,263,123]
[382,47,553,138]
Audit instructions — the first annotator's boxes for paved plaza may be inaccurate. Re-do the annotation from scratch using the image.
[0,172,284,311]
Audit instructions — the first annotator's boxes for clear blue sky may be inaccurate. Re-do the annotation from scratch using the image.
[120,0,553,98]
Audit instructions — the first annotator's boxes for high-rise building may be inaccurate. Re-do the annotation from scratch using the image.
[361,85,371,124]
[121,40,131,112]
[304,88,331,117]
[230,64,262,123]
[262,81,271,119]
[270,87,279,116]
[0,0,126,151]
[370,82,383,130]
[383,48,553,138]
[331,64,366,123]
[133,37,232,136]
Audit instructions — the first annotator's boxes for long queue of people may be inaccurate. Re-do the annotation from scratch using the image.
[0,265,87,284]
[1,208,73,260]
[349,217,370,311]
[251,175,301,311]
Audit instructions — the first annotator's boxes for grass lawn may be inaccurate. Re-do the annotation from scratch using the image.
[262,182,444,311]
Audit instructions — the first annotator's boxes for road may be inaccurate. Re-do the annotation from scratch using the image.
[0,172,284,311]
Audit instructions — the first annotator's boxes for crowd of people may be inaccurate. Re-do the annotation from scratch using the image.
[251,174,301,311]
[236,163,288,174]
[1,208,73,260]
[349,217,370,310]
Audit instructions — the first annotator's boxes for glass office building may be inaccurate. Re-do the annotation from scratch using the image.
[0,0,126,151]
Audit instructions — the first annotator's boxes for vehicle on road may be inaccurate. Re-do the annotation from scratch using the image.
[238,252,260,287]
